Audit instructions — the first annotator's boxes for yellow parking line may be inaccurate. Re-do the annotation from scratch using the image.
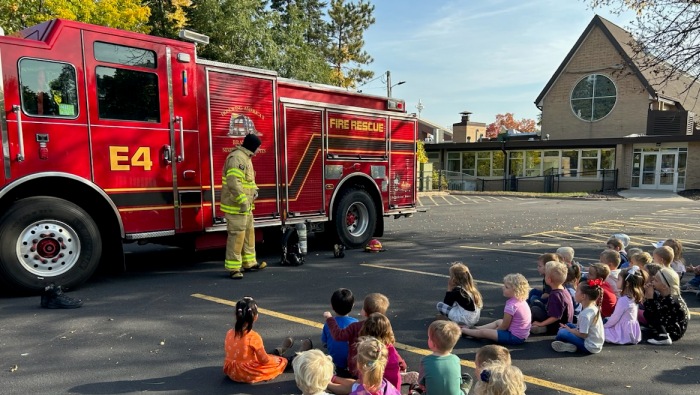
[458,245,598,262]
[192,292,602,395]
[360,263,503,286]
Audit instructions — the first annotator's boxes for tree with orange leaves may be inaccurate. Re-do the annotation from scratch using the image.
[485,113,537,138]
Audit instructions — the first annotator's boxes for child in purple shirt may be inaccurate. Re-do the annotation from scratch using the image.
[461,273,531,345]
[531,261,574,335]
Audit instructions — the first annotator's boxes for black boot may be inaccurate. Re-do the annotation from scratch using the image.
[41,284,83,309]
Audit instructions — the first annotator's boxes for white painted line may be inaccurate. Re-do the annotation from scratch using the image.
[360,263,503,286]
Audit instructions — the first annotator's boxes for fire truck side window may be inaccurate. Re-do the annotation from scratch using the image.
[94,42,156,68]
[19,59,78,118]
[96,66,160,123]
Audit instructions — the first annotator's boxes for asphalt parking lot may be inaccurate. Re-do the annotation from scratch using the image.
[1,194,699,395]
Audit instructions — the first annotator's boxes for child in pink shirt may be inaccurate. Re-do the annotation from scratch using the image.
[461,273,531,345]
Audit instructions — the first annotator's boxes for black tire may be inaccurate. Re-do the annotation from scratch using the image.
[0,197,102,293]
[333,189,377,248]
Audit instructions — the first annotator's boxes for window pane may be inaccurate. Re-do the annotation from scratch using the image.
[20,59,78,118]
[96,66,160,122]
[94,42,157,68]
[477,152,490,159]
[581,158,598,176]
[592,97,616,121]
[447,160,460,172]
[461,152,475,169]
[572,75,594,98]
[572,98,592,121]
[526,151,541,169]
[544,150,559,157]
[601,149,615,169]
[595,76,616,96]
[476,159,490,177]
[492,151,505,170]
[448,152,461,159]
[561,150,578,177]
[581,149,597,158]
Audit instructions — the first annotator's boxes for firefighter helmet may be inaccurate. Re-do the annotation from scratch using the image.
[365,239,383,252]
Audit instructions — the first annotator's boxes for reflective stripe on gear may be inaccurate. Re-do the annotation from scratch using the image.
[224,213,255,272]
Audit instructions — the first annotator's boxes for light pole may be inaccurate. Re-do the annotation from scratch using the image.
[386,70,405,97]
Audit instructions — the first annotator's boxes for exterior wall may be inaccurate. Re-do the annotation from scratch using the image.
[617,143,633,189]
[686,142,700,189]
[541,26,650,140]
[452,122,487,143]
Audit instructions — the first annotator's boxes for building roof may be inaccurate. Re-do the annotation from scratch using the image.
[417,117,452,136]
[535,15,700,113]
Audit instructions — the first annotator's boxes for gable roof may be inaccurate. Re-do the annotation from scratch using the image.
[535,15,700,113]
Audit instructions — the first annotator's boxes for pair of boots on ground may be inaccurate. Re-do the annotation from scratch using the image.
[40,283,83,309]
[230,261,267,279]
[272,337,313,357]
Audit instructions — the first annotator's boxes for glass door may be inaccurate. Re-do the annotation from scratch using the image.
[640,152,677,190]
[641,153,658,187]
[658,153,677,190]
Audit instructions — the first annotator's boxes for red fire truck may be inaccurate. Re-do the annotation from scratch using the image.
[0,19,417,292]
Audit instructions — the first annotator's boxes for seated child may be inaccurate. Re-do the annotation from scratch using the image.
[358,313,408,389]
[528,253,559,312]
[600,249,622,295]
[629,251,652,271]
[663,239,686,280]
[564,264,582,322]
[461,273,531,345]
[627,247,643,259]
[349,337,401,395]
[588,263,617,318]
[293,350,334,395]
[551,280,605,354]
[224,296,312,383]
[681,264,700,292]
[652,246,674,271]
[531,260,574,335]
[474,344,511,380]
[556,246,576,267]
[472,361,526,395]
[638,262,663,325]
[323,293,389,379]
[607,237,629,268]
[643,267,690,345]
[322,288,358,377]
[436,262,483,328]
[410,320,473,395]
[604,266,644,345]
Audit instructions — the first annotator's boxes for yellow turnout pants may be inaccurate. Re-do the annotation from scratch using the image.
[225,213,256,271]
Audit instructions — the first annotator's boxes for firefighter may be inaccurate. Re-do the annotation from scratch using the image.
[221,133,266,279]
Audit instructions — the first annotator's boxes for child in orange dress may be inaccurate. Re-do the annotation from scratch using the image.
[223,296,311,383]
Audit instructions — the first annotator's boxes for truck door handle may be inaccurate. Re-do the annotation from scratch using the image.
[161,144,172,165]
[12,105,25,162]
[174,116,184,163]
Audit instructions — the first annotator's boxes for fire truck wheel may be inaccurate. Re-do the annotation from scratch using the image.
[334,189,376,248]
[0,197,102,293]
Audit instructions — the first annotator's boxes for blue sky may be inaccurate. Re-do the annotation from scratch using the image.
[360,0,636,129]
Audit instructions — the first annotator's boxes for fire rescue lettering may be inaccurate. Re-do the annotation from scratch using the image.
[109,146,153,171]
[330,117,384,133]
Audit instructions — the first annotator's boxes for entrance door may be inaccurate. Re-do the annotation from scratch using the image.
[640,152,677,190]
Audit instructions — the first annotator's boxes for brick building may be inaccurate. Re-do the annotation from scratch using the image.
[425,15,700,193]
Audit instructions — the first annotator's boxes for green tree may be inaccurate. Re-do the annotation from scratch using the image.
[588,0,700,85]
[268,0,333,83]
[146,0,193,38]
[326,0,375,88]
[187,0,278,67]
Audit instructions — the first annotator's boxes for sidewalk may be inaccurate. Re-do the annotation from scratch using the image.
[617,189,693,202]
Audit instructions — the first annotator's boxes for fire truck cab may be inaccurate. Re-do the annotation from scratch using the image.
[0,20,417,293]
